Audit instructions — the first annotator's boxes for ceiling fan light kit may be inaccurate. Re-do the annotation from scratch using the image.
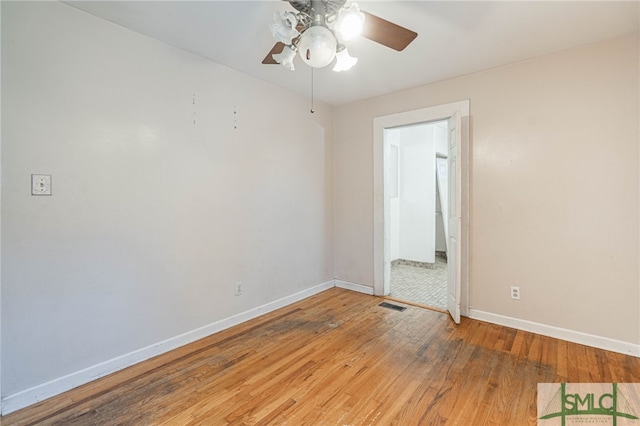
[268,0,365,72]
[333,44,358,72]
[270,11,300,45]
[272,44,297,71]
[265,1,417,72]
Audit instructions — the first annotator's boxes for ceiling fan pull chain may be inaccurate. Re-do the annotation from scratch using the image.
[310,67,315,114]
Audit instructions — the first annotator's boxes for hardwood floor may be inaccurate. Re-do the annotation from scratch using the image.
[3,288,640,425]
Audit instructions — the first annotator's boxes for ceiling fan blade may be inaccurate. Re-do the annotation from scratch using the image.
[361,11,417,51]
[262,42,285,64]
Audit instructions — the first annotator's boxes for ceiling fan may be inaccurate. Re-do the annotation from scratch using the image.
[262,0,417,72]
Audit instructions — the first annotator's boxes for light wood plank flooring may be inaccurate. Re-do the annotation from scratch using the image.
[3,288,640,425]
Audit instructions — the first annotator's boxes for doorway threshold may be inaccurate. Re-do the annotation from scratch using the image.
[382,296,448,314]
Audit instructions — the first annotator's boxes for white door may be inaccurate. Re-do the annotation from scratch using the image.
[435,157,449,252]
[447,113,462,324]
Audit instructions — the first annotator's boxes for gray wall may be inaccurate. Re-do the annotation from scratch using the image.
[2,1,333,399]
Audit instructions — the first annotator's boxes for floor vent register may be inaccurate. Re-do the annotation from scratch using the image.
[378,302,407,312]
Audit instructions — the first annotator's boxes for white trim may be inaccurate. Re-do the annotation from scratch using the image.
[334,280,375,295]
[469,309,640,357]
[0,3,3,405]
[373,100,470,312]
[0,280,335,415]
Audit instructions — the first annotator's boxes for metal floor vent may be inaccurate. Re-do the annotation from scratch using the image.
[378,302,407,312]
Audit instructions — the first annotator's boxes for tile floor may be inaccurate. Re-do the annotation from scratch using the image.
[390,257,447,309]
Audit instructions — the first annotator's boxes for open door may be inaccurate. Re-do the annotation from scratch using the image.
[374,101,469,307]
[435,156,449,252]
[447,112,462,324]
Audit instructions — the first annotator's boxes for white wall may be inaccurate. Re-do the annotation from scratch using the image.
[334,34,640,347]
[393,125,436,263]
[1,1,333,404]
[388,123,449,263]
[434,123,448,253]
[388,133,400,261]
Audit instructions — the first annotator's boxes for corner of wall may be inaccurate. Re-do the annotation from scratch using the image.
[0,281,335,415]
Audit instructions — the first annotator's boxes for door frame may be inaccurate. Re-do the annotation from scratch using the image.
[373,100,470,316]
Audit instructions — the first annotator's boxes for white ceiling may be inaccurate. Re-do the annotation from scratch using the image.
[65,1,639,106]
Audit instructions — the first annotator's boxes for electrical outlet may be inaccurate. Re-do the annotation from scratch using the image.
[234,282,242,296]
[31,174,52,195]
[510,286,520,300]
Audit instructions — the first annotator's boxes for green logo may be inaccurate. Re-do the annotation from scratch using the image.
[539,383,639,426]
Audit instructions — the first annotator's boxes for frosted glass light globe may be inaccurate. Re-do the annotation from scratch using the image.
[297,26,337,68]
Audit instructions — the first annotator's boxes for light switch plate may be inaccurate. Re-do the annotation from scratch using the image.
[31,174,52,195]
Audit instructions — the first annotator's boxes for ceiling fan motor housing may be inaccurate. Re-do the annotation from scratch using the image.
[289,0,347,18]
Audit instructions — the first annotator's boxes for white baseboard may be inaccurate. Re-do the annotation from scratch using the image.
[334,280,374,295]
[468,309,640,358]
[1,280,335,415]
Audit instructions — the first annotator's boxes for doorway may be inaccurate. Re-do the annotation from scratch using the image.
[372,101,470,323]
[386,121,449,310]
